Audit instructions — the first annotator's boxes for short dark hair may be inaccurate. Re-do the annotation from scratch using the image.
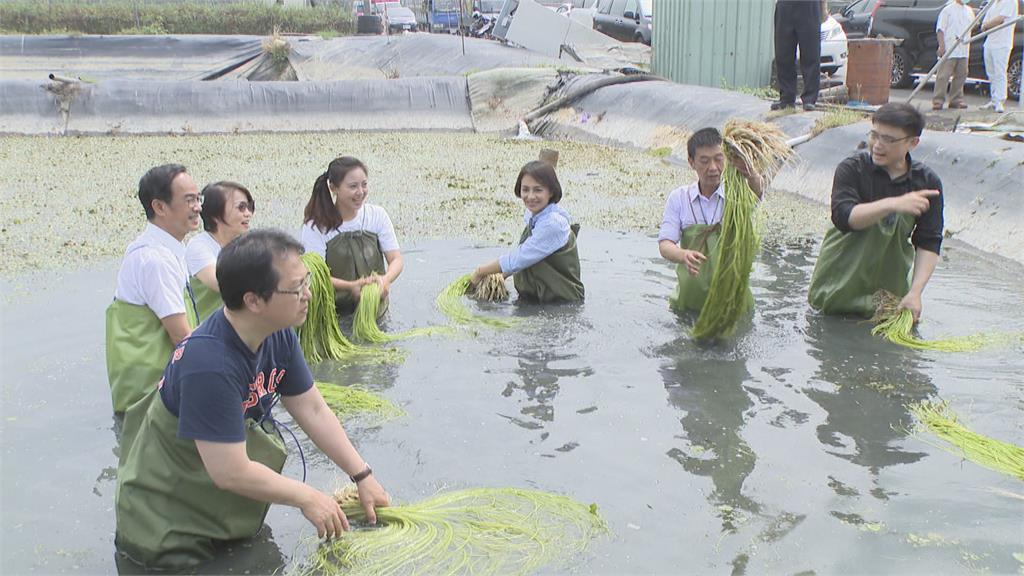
[217,229,304,310]
[201,181,255,233]
[687,127,722,159]
[873,103,925,137]
[514,161,563,204]
[139,164,188,220]
[303,156,368,233]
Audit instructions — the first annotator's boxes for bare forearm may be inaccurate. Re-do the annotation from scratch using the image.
[161,313,191,345]
[474,260,503,278]
[331,277,360,291]
[908,248,939,295]
[196,265,219,292]
[383,253,403,284]
[215,459,313,508]
[659,240,686,264]
[983,16,1006,31]
[847,197,896,230]
[285,393,367,477]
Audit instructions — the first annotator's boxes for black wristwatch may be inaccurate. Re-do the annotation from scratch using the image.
[350,464,373,484]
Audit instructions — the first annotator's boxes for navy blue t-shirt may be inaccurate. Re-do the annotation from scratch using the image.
[158,308,313,443]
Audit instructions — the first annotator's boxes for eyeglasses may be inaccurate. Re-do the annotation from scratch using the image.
[274,273,312,299]
[867,130,913,146]
[234,201,255,214]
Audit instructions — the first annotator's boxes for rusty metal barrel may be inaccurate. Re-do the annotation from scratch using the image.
[846,38,898,105]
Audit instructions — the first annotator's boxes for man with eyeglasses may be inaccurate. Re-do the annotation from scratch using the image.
[809,103,944,321]
[106,164,202,414]
[115,229,390,570]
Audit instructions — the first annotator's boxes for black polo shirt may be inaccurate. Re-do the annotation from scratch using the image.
[830,151,944,255]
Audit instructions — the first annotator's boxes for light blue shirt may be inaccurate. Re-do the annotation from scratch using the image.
[499,203,572,275]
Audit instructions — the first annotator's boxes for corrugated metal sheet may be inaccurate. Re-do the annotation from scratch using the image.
[653,0,775,90]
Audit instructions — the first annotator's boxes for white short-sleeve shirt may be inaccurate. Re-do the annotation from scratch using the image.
[657,182,726,244]
[937,2,975,59]
[114,223,189,319]
[984,0,1019,49]
[185,231,221,277]
[300,204,400,258]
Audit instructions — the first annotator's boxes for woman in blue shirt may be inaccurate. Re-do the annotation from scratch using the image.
[470,161,584,303]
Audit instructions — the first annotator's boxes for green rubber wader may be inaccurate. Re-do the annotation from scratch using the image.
[513,224,585,303]
[808,213,916,317]
[106,300,175,414]
[115,389,287,570]
[325,230,386,316]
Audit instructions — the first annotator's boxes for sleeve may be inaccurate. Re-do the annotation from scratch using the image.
[911,171,944,255]
[830,157,864,232]
[185,236,216,277]
[373,206,400,252]
[300,223,327,258]
[140,254,187,319]
[936,8,948,32]
[275,329,314,397]
[999,0,1017,18]
[657,189,683,243]
[177,369,246,443]
[499,213,571,275]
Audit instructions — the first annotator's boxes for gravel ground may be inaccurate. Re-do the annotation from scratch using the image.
[0,132,831,277]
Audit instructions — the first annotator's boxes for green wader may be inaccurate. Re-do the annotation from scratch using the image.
[184,277,223,329]
[808,213,916,317]
[668,223,752,313]
[513,224,585,303]
[325,230,387,316]
[106,300,175,414]
[115,388,287,570]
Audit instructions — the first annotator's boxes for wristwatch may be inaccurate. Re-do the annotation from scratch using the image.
[350,464,373,484]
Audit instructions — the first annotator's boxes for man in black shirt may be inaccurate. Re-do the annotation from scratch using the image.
[808,103,944,320]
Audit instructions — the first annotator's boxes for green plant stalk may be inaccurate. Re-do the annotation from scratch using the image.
[692,167,758,340]
[872,305,1021,352]
[436,274,517,328]
[315,381,404,427]
[298,487,608,576]
[351,281,452,344]
[910,401,1024,481]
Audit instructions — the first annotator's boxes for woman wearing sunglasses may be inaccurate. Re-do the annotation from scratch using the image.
[185,181,256,325]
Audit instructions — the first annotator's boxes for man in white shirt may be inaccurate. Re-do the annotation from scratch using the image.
[106,164,202,413]
[933,0,976,110]
[980,0,1020,113]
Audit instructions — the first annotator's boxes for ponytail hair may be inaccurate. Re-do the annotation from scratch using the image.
[303,156,368,232]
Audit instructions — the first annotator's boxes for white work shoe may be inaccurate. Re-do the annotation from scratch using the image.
[994,102,1005,113]
[979,101,996,110]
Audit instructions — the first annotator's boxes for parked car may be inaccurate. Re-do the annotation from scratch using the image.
[593,0,653,45]
[869,0,1022,99]
[835,0,880,38]
[385,6,418,32]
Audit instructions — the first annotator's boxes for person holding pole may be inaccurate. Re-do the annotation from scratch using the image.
[933,0,975,110]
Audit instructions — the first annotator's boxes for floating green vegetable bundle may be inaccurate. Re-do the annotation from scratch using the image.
[315,381,405,427]
[910,400,1024,481]
[300,486,607,576]
[351,281,452,344]
[692,119,792,340]
[871,290,1019,352]
[436,274,517,328]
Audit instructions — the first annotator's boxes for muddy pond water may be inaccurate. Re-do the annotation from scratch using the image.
[1,230,1022,575]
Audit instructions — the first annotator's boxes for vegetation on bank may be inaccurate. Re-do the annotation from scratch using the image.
[0,2,353,36]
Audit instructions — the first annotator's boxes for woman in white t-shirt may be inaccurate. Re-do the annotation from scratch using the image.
[300,156,403,316]
[184,181,255,324]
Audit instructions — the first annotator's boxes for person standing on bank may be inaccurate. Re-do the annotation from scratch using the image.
[301,157,403,317]
[771,0,826,111]
[658,128,765,313]
[470,160,584,303]
[980,0,1019,113]
[115,229,390,570]
[808,103,944,320]
[106,164,201,414]
[185,181,255,325]
[933,0,975,111]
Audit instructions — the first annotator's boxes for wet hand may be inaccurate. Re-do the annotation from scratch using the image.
[898,292,923,324]
[355,475,390,525]
[469,269,484,287]
[373,275,391,299]
[681,249,706,276]
[301,487,349,539]
[892,189,939,217]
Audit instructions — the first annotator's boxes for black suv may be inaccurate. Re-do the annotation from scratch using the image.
[869,0,1021,99]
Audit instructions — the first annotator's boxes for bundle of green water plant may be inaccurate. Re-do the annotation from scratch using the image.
[692,119,792,340]
[297,252,399,364]
[298,486,608,576]
[351,281,452,344]
[909,400,1024,481]
[472,272,510,302]
[871,290,1020,352]
[436,274,517,328]
[315,381,404,427]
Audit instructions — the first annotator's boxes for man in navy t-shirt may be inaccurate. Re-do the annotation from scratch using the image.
[115,229,390,570]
